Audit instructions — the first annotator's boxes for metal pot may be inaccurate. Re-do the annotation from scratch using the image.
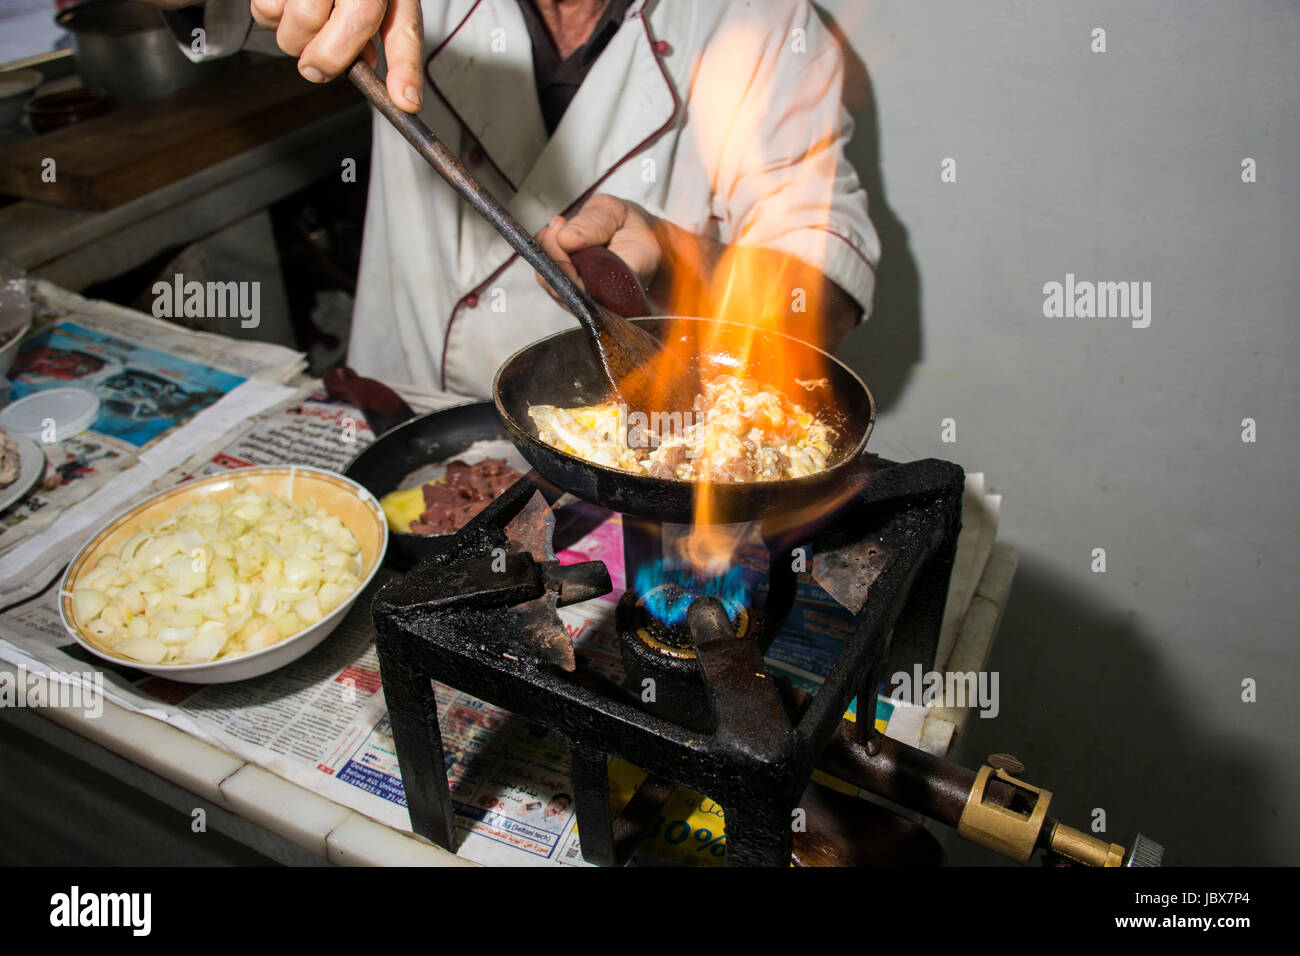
[55,0,231,106]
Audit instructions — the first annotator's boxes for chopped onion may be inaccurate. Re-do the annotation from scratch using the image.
[157,626,197,645]
[114,638,167,664]
[71,483,364,666]
[73,588,107,622]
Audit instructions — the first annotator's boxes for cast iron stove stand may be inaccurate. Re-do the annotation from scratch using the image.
[371,457,964,866]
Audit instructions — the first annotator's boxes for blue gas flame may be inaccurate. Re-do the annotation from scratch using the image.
[635,562,752,627]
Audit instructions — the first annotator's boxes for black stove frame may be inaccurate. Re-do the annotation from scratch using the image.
[371,456,964,866]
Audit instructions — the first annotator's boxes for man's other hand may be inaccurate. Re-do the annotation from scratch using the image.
[536,194,663,299]
[250,0,425,111]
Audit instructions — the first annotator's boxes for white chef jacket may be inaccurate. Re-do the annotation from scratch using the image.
[180,0,880,397]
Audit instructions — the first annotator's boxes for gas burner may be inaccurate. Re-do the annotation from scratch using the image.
[615,584,753,732]
[624,582,752,651]
[631,562,751,643]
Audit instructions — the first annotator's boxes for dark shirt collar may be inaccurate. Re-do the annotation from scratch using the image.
[517,0,635,133]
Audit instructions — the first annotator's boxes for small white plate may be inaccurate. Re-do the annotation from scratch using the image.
[0,431,45,513]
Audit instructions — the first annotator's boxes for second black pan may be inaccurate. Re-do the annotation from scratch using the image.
[344,400,513,567]
[494,317,876,526]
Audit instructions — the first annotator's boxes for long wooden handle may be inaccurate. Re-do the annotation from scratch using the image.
[346,61,603,337]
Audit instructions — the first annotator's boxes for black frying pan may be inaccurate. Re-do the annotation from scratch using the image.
[493,316,876,527]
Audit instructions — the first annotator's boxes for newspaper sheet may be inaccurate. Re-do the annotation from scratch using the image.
[0,283,305,604]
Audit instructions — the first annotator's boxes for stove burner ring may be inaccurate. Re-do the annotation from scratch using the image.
[629,583,750,658]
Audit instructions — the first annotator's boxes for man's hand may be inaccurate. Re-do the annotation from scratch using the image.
[250,0,425,112]
[536,194,663,296]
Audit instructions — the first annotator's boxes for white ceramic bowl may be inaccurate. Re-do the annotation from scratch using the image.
[59,466,388,683]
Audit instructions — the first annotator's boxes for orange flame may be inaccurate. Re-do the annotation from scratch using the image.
[639,19,846,574]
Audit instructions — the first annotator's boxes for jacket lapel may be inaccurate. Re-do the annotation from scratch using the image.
[428,1,678,291]
[507,8,677,231]
[426,0,549,191]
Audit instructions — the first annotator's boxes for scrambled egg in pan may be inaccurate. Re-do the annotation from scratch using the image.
[528,376,833,483]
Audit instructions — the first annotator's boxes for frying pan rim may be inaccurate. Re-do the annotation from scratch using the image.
[492,316,876,491]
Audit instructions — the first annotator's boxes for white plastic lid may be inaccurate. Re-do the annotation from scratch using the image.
[0,387,101,443]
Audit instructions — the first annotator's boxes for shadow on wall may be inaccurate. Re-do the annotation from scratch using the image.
[940,559,1273,866]
[818,6,921,414]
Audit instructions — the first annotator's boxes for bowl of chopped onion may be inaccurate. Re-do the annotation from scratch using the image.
[58,466,388,683]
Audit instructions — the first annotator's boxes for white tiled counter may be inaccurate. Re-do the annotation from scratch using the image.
[1,664,468,867]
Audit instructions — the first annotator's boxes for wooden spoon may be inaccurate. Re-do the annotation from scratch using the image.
[347,61,696,415]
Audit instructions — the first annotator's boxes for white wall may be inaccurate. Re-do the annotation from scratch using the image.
[821,0,1299,863]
